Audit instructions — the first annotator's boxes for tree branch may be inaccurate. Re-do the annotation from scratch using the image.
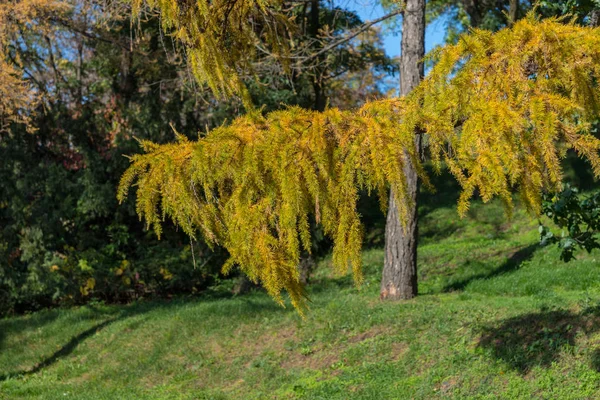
[301,8,403,63]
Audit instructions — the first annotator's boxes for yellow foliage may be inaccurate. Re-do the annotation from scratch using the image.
[0,0,69,131]
[80,277,96,296]
[119,15,600,312]
[418,14,600,217]
[159,267,173,280]
[131,0,292,104]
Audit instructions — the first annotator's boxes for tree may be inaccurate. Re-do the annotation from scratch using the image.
[382,0,600,300]
[380,0,424,300]
[0,0,394,313]
[0,0,232,313]
[118,14,600,312]
[428,0,600,37]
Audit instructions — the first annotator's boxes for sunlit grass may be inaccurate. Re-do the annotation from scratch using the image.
[2,195,600,399]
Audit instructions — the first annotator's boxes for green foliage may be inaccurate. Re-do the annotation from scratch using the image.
[539,185,600,262]
[0,7,228,315]
[427,0,599,44]
[120,15,600,311]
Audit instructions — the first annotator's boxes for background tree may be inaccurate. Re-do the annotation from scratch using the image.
[428,0,600,37]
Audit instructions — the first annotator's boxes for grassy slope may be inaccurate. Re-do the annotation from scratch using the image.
[3,197,600,399]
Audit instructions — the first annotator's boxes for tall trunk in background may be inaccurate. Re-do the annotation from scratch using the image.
[509,0,519,25]
[310,0,326,112]
[380,0,425,300]
[463,0,481,28]
[295,0,322,286]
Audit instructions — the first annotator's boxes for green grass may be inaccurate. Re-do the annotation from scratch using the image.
[3,198,600,399]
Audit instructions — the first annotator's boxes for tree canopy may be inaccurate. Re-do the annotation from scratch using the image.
[118,14,600,312]
[0,0,69,131]
[131,0,293,103]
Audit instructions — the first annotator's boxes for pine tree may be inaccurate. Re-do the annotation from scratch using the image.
[119,14,600,312]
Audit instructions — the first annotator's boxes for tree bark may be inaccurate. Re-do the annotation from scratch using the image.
[463,0,481,28]
[309,0,326,112]
[233,275,256,295]
[380,0,425,301]
[590,9,600,27]
[299,252,315,285]
[508,0,519,25]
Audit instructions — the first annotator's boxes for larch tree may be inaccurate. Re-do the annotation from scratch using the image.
[118,11,600,312]
[123,0,540,303]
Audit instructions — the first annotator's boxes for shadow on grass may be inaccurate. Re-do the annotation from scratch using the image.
[0,304,121,355]
[0,316,120,381]
[0,292,286,381]
[443,244,538,292]
[478,306,600,374]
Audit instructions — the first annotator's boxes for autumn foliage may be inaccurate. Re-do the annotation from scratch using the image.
[131,0,292,103]
[117,15,600,311]
[0,0,69,130]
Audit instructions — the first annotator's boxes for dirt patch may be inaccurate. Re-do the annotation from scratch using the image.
[253,326,297,353]
[281,325,397,371]
[436,376,458,394]
[348,325,391,344]
[280,347,339,370]
[389,341,408,361]
[222,325,298,363]
[190,323,400,374]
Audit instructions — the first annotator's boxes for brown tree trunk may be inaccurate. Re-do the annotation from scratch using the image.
[310,0,326,112]
[380,0,425,301]
[463,0,481,28]
[233,275,256,295]
[299,252,315,285]
[508,0,519,25]
[591,9,600,27]
[295,0,323,285]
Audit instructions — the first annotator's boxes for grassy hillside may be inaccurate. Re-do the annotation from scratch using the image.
[3,197,600,399]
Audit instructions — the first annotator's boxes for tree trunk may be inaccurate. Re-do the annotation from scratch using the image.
[591,9,600,27]
[310,0,326,112]
[463,0,481,28]
[299,252,315,285]
[233,275,256,295]
[295,0,323,285]
[508,0,519,25]
[380,0,425,301]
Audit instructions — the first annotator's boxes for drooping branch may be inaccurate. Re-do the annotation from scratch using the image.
[119,15,600,312]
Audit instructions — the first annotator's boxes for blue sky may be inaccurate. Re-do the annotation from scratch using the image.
[343,1,448,57]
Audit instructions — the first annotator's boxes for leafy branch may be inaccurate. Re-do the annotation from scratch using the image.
[539,185,600,262]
